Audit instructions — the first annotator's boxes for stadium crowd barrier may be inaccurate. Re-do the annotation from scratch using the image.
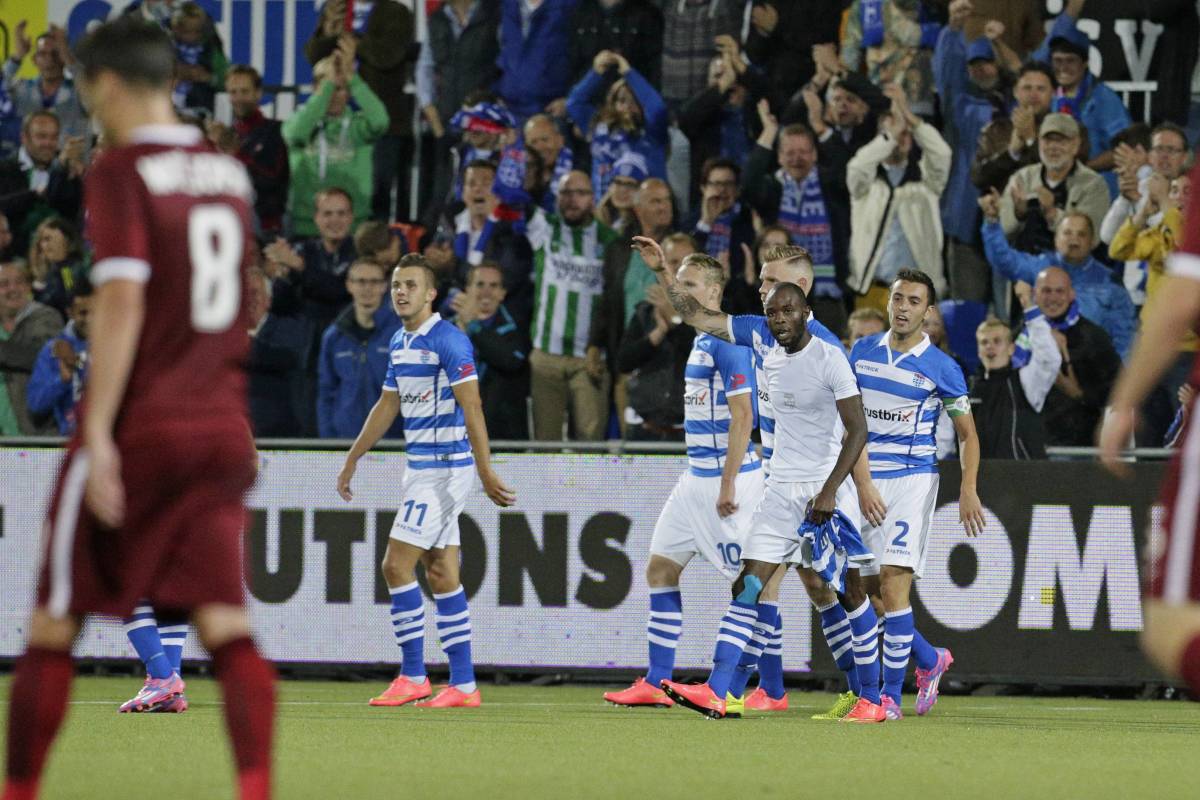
[0,442,1174,687]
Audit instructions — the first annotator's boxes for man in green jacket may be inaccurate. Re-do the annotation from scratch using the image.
[283,35,388,239]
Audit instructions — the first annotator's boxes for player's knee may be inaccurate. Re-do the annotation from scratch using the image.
[646,557,682,588]
[797,568,836,606]
[380,554,413,588]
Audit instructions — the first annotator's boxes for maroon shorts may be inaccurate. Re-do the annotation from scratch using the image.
[36,421,257,618]
[1151,415,1200,603]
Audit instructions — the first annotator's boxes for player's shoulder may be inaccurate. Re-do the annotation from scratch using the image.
[806,317,844,350]
[914,339,965,379]
[850,332,886,363]
[429,316,473,351]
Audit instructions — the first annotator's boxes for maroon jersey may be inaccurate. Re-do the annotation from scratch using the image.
[1152,161,1200,602]
[86,125,256,432]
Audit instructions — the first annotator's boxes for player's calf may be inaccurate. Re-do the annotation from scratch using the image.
[1142,600,1200,695]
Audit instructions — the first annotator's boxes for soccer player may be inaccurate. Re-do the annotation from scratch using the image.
[3,17,275,800]
[1100,160,1200,703]
[338,253,516,708]
[602,251,765,712]
[634,238,884,722]
[849,269,986,720]
[118,604,191,712]
[732,243,888,720]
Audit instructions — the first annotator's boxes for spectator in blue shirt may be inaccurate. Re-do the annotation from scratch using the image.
[318,258,404,439]
[27,275,90,436]
[934,17,1015,304]
[979,190,1135,357]
[1032,11,1131,195]
[567,49,668,203]
[496,0,580,120]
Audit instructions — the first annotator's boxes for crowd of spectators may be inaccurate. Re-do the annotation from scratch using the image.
[1,0,1199,458]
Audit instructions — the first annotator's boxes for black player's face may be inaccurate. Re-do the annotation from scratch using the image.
[888,281,931,336]
[764,288,809,349]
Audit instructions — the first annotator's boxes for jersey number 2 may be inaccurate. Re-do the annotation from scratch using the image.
[892,521,910,549]
[189,205,242,332]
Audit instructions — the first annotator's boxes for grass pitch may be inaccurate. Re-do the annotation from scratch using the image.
[1,677,1197,799]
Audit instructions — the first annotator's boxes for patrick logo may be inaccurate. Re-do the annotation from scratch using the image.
[729,373,747,390]
[457,363,476,380]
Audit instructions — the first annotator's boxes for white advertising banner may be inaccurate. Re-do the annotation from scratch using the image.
[1,448,815,671]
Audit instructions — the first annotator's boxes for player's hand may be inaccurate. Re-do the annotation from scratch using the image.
[807,488,838,525]
[481,470,517,507]
[959,489,985,537]
[85,436,125,528]
[337,460,356,501]
[858,481,887,528]
[631,236,666,272]
[1099,407,1136,478]
[716,479,738,518]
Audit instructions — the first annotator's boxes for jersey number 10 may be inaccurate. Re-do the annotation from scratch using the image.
[189,204,243,333]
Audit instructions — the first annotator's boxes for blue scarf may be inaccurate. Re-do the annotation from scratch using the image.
[454,208,495,266]
[861,0,885,48]
[172,41,204,108]
[718,105,748,165]
[1012,300,1079,369]
[704,203,739,258]
[1052,73,1094,122]
[591,123,635,201]
[494,140,573,214]
[777,169,840,298]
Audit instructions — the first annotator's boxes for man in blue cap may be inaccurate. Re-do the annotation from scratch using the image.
[935,11,1015,304]
[1033,9,1131,195]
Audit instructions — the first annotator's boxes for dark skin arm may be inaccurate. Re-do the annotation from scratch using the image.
[808,395,868,525]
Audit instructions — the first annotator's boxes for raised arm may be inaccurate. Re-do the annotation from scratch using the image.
[632,236,732,341]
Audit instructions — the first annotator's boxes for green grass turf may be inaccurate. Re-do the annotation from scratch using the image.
[1,677,1198,799]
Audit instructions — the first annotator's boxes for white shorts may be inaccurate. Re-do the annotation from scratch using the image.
[742,477,861,565]
[650,468,765,581]
[388,465,476,550]
[860,471,939,578]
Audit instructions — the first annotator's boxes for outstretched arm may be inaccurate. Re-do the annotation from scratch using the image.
[632,236,732,341]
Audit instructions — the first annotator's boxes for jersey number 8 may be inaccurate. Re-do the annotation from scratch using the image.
[189,204,243,333]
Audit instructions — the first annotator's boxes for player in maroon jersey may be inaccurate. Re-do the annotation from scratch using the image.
[2,18,274,800]
[1101,160,1200,701]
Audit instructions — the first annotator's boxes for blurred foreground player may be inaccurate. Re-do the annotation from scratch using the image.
[338,254,516,708]
[1101,161,1200,701]
[3,18,275,800]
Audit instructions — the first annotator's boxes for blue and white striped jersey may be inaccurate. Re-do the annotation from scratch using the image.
[728,315,845,468]
[849,332,970,479]
[684,334,761,478]
[382,312,478,470]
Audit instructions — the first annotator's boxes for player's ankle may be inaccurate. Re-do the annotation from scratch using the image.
[1179,633,1200,695]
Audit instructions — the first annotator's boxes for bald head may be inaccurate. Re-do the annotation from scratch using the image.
[524,113,563,167]
[635,178,672,236]
[764,281,808,308]
[557,169,595,225]
[1035,265,1075,319]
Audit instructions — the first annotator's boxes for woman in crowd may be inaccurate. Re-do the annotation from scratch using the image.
[567,49,668,203]
[28,217,86,316]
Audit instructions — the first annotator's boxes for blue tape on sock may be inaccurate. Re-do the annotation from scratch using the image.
[736,575,763,605]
